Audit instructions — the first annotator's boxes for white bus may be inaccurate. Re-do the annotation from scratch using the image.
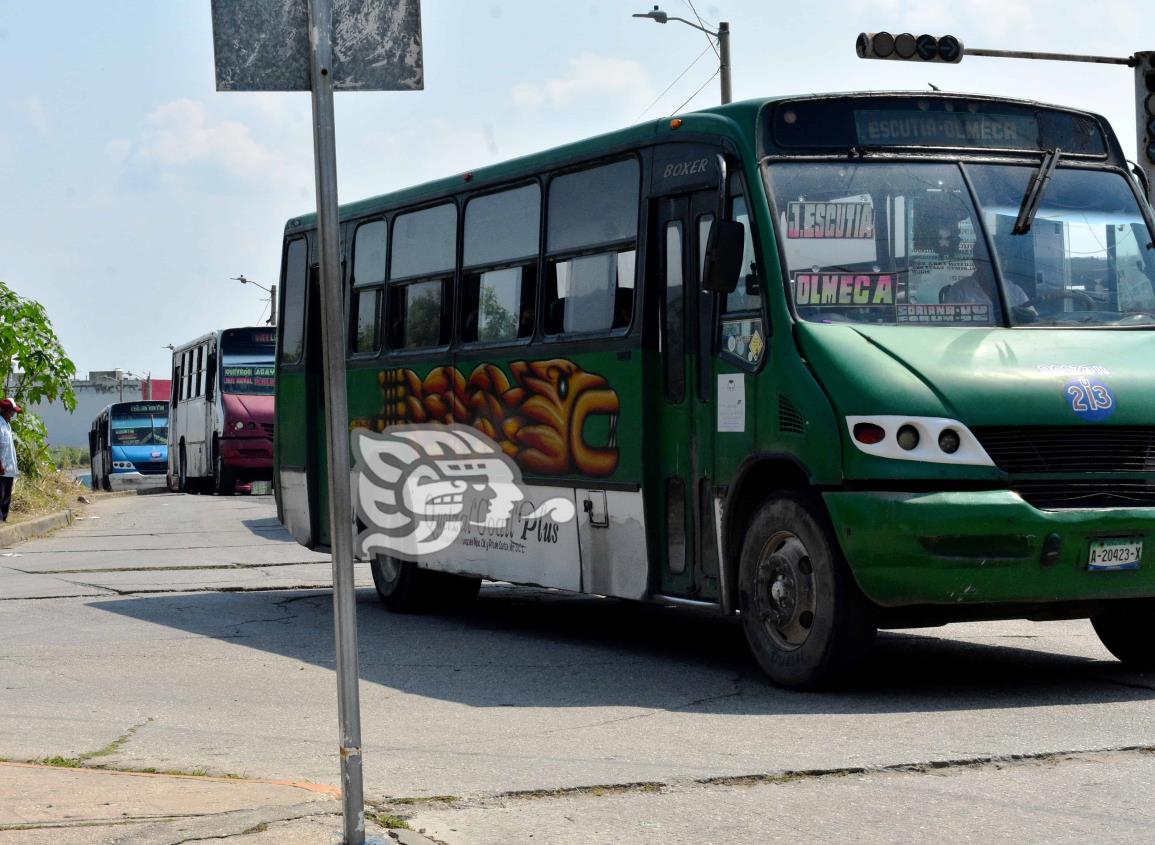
[168,327,276,494]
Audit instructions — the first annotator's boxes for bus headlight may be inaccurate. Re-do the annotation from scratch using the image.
[234,421,245,431]
[112,461,135,470]
[845,416,994,466]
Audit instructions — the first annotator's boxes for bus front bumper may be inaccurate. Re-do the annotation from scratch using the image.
[220,436,274,478]
[109,471,167,491]
[823,489,1155,607]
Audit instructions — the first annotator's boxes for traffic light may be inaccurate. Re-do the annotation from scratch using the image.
[1136,51,1155,200]
[856,32,963,64]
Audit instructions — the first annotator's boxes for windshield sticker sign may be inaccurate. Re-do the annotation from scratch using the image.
[787,202,874,239]
[897,303,990,323]
[1065,376,1116,421]
[222,365,275,391]
[794,273,894,306]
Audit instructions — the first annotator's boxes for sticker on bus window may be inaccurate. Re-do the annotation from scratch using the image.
[793,273,895,307]
[896,303,990,324]
[721,318,765,365]
[786,202,874,239]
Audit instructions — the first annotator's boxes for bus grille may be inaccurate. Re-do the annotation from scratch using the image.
[1013,480,1155,510]
[133,461,168,475]
[261,423,275,438]
[972,427,1155,474]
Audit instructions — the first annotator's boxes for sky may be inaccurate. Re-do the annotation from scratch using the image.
[1,1,1150,383]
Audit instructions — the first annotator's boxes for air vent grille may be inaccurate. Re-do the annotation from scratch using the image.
[778,394,806,435]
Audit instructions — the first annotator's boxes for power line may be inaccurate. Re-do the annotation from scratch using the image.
[683,0,720,58]
[637,42,713,120]
[672,69,719,115]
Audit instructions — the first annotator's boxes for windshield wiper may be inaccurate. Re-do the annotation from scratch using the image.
[1013,147,1061,235]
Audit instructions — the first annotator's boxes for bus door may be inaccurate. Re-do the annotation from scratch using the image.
[650,181,721,600]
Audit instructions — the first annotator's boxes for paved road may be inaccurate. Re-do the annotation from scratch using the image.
[2,492,1154,843]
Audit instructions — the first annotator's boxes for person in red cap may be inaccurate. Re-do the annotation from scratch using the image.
[0,398,22,522]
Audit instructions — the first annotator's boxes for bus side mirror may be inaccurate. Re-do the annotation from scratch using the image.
[702,219,745,294]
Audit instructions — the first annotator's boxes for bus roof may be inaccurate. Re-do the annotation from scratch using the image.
[283,91,1118,235]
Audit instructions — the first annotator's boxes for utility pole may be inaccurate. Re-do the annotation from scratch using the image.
[633,6,732,105]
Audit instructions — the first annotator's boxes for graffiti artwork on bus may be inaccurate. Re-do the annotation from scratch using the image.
[352,358,620,477]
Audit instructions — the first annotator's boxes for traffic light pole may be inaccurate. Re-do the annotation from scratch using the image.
[856,33,1155,202]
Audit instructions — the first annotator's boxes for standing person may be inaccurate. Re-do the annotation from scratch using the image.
[0,398,22,522]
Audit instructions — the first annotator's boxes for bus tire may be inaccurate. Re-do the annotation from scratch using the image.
[370,555,433,612]
[178,445,193,494]
[213,443,235,496]
[738,493,876,689]
[1091,602,1155,669]
[370,556,481,612]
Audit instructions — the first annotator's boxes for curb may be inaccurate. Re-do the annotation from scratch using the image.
[0,508,73,548]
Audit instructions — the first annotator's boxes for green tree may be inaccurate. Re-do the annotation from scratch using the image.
[0,281,77,477]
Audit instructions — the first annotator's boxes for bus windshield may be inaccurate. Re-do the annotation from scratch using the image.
[766,161,1155,328]
[220,329,276,395]
[111,414,168,446]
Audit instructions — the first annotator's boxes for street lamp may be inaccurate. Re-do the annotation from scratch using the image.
[633,5,732,105]
[231,274,277,326]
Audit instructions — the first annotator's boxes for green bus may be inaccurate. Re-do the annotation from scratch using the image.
[275,92,1155,688]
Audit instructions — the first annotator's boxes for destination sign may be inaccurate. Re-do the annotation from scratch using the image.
[767,97,1109,158]
[854,110,1039,149]
[123,402,168,415]
[794,273,895,306]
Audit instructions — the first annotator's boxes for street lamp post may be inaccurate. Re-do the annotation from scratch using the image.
[232,274,278,326]
[633,5,732,105]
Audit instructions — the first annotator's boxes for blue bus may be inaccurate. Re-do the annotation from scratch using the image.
[88,401,169,491]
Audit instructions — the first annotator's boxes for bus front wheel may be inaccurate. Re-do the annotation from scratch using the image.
[1091,601,1155,669]
[370,555,480,612]
[213,444,235,496]
[738,494,876,689]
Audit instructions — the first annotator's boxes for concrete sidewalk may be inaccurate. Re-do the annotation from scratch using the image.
[0,761,405,844]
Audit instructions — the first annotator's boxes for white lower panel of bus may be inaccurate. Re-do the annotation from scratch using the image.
[418,486,649,600]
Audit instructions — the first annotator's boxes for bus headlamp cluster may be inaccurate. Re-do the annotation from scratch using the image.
[112,461,135,470]
[847,416,994,466]
[856,32,963,64]
[233,421,258,431]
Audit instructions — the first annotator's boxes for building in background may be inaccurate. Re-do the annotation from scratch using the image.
[14,371,172,448]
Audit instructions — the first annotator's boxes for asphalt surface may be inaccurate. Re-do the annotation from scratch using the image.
[2,492,1155,843]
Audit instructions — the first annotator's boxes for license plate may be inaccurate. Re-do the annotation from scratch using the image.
[1088,536,1143,571]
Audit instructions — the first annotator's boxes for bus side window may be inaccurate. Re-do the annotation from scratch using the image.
[543,158,639,336]
[461,184,540,344]
[350,219,387,355]
[279,238,309,365]
[388,203,456,349]
[724,195,761,313]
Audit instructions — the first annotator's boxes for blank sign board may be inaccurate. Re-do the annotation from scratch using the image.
[211,0,423,91]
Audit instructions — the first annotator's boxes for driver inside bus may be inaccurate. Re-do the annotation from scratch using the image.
[923,205,1032,313]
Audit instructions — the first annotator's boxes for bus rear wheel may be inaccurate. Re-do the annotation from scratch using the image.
[178,445,194,495]
[1091,601,1155,669]
[738,494,876,689]
[370,555,480,613]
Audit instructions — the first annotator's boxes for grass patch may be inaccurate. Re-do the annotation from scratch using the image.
[9,470,86,523]
[242,822,269,834]
[392,795,461,806]
[36,756,83,768]
[371,813,412,830]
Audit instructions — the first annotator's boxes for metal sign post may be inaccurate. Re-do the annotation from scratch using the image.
[305,1,366,840]
[210,3,422,843]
